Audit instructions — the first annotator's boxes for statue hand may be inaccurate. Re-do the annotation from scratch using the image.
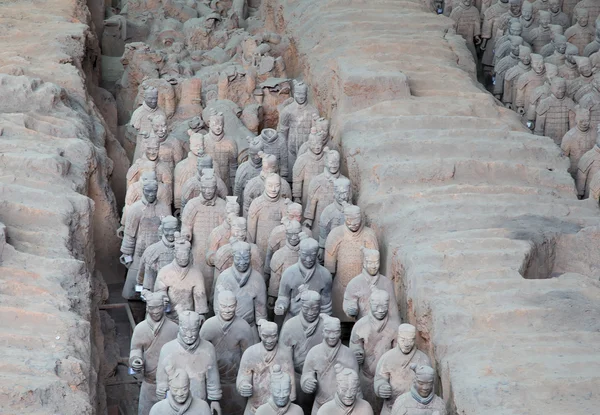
[378,383,392,399]
[210,401,222,415]
[274,304,285,316]
[173,209,181,219]
[354,349,365,365]
[293,197,301,204]
[239,382,253,397]
[141,289,151,301]
[303,219,313,229]
[517,107,525,115]
[303,378,318,393]
[156,387,167,400]
[116,226,125,239]
[317,247,325,264]
[120,254,133,267]
[131,358,144,372]
[345,305,358,317]
[474,35,482,45]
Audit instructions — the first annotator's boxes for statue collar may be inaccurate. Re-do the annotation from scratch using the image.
[334,199,346,212]
[410,386,435,406]
[264,191,281,203]
[233,266,252,287]
[162,236,175,249]
[268,398,291,415]
[325,170,340,181]
[324,339,342,363]
[143,102,158,113]
[146,314,165,336]
[201,194,216,206]
[168,392,193,414]
[334,392,355,415]
[286,241,300,252]
[177,334,201,353]
[300,312,321,337]
[210,131,224,142]
[362,270,380,287]
[298,261,316,283]
[217,313,234,333]
[369,310,389,333]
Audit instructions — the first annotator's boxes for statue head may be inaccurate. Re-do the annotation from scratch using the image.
[145,292,165,322]
[142,179,158,204]
[308,128,326,155]
[530,54,545,74]
[509,0,521,16]
[410,364,435,399]
[521,1,533,20]
[334,177,351,205]
[144,133,160,161]
[553,34,567,54]
[232,240,251,273]
[217,289,237,321]
[285,219,302,247]
[270,365,292,407]
[188,116,204,133]
[397,323,417,354]
[314,117,330,140]
[299,237,319,269]
[261,153,279,176]
[286,202,303,223]
[549,0,560,13]
[519,46,532,65]
[576,8,589,27]
[362,248,380,276]
[565,44,579,64]
[508,19,522,37]
[179,310,201,345]
[258,319,278,351]
[576,107,591,132]
[174,232,191,267]
[539,11,551,29]
[369,288,390,321]
[248,136,264,165]
[149,113,167,139]
[293,81,308,105]
[264,173,282,199]
[200,168,217,200]
[225,196,240,218]
[461,0,472,7]
[209,111,224,136]
[189,133,204,157]
[576,56,593,77]
[167,367,191,404]
[551,77,567,99]
[343,204,362,232]
[300,289,321,323]
[334,365,360,407]
[160,215,178,243]
[196,154,214,176]
[323,316,341,347]
[545,64,559,82]
[144,86,158,109]
[508,36,523,57]
[231,217,248,242]
[326,150,341,175]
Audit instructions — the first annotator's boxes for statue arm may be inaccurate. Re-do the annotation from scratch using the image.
[233,167,244,198]
[229,143,239,189]
[277,108,291,141]
[324,234,339,275]
[155,350,169,400]
[136,253,148,285]
[292,160,304,200]
[206,231,220,267]
[373,356,391,397]
[533,111,546,136]
[180,203,196,240]
[206,354,223,401]
[128,326,145,367]
[275,272,291,313]
[349,327,365,363]
[236,353,253,391]
[247,205,259,242]
[303,183,318,223]
[575,165,588,196]
[254,281,269,323]
[342,288,359,318]
[300,356,318,393]
[279,143,289,180]
[320,270,333,315]
[193,282,209,315]
[243,187,253,218]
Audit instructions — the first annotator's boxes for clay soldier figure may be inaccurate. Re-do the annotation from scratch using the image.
[519,2,536,46]
[503,45,533,107]
[493,20,527,68]
[214,240,268,339]
[481,0,510,85]
[181,169,226,294]
[549,0,569,31]
[529,11,553,54]
[130,292,179,415]
[149,367,212,415]
[131,86,165,161]
[576,131,600,198]
[544,34,568,66]
[156,311,222,414]
[495,0,523,43]
[256,365,304,415]
[318,178,352,263]
[146,113,184,172]
[299,117,339,157]
[278,81,319,175]
[578,77,600,131]
[304,150,352,240]
[121,171,171,234]
[244,154,293,218]
[525,63,560,127]
[280,290,326,410]
[558,44,581,80]
[584,26,600,58]
[293,128,328,207]
[343,248,400,323]
[206,196,240,268]
[374,324,431,415]
[138,215,178,291]
[532,0,550,18]
[235,137,265,208]
[181,155,229,210]
[493,36,523,99]
[317,365,373,415]
[565,9,594,56]
[449,0,482,61]
[301,316,360,415]
[265,202,305,279]
[121,178,172,300]
[248,173,289,259]
[174,132,204,212]
[237,320,296,415]
[515,53,547,116]
[350,289,397,414]
[390,365,447,415]
[534,77,576,143]
[200,290,255,415]
[325,204,379,321]
[276,237,333,320]
[269,220,303,314]
[561,107,594,176]
[214,217,264,281]
[574,0,600,28]
[204,111,239,192]
[569,57,595,102]
[154,233,209,323]
[259,128,289,181]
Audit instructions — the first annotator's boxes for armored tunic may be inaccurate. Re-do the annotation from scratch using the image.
[138,236,175,290]
[278,101,319,175]
[121,179,170,226]
[569,75,596,103]
[269,242,300,298]
[324,224,379,322]
[390,392,447,415]
[276,263,333,319]
[450,5,481,60]
[528,26,553,54]
[584,40,600,57]
[551,10,570,31]
[126,157,173,205]
[204,132,239,191]
[280,314,326,374]
[374,348,431,415]
[534,94,576,144]
[174,153,198,210]
[588,170,600,202]
[481,1,510,67]
[579,91,600,132]
[515,69,546,111]
[137,134,184,172]
[576,145,600,197]
[503,63,529,106]
[493,53,519,97]
[561,126,596,175]
[180,173,228,210]
[566,24,595,56]
[304,171,352,240]
[243,174,292,218]
[318,201,345,250]
[248,194,288,259]
[206,221,231,269]
[558,62,579,80]
[343,271,400,322]
[148,395,211,415]
[235,158,263,209]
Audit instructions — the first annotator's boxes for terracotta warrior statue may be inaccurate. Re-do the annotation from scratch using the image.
[317,365,373,415]
[276,237,333,320]
[149,367,212,415]
[181,169,226,294]
[130,86,165,161]
[566,8,594,56]
[519,2,536,45]
[244,154,293,217]
[374,324,431,415]
[120,178,171,300]
[156,311,222,414]
[265,202,305,279]
[269,220,303,317]
[278,81,319,175]
[200,290,255,415]
[206,196,240,268]
[213,217,264,281]
[529,11,553,55]
[204,110,238,192]
[280,290,326,410]
[318,177,351,263]
[350,289,397,414]
[493,36,523,100]
[558,44,580,80]
[573,0,600,29]
[120,170,171,235]
[325,204,379,321]
[515,53,547,116]
[299,117,339,157]
[301,316,360,415]
[153,233,209,323]
[138,215,178,291]
[569,57,595,103]
[237,320,296,415]
[343,248,400,322]
[255,365,304,415]
[493,20,528,68]
[578,77,600,131]
[390,365,446,415]
[503,46,532,109]
[234,137,264,208]
[534,76,576,143]
[174,131,204,211]
[130,292,178,415]
[145,113,184,172]
[561,107,594,176]
[549,0,569,31]
[583,26,600,58]
[259,128,289,181]
[214,240,268,340]
[449,0,482,61]
[292,128,328,207]
[480,0,510,85]
[544,34,567,66]
[180,155,228,210]
[576,130,600,198]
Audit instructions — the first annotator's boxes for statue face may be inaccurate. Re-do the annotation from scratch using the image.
[147,304,164,322]
[286,229,301,246]
[309,135,325,155]
[511,43,520,56]
[532,59,545,74]
[521,54,531,65]
[210,118,224,135]
[462,0,471,7]
[201,183,216,200]
[171,382,190,404]
[190,135,204,157]
[552,82,566,99]
[233,250,251,272]
[415,378,434,398]
[179,321,199,345]
[370,298,389,320]
[581,63,593,77]
[540,16,550,29]
[272,382,291,407]
[287,209,302,222]
[301,300,321,323]
[556,42,567,54]
[522,9,532,20]
[175,246,191,267]
[152,120,167,139]
[337,381,359,406]
[327,155,340,174]
[323,326,341,347]
[265,176,281,198]
[364,256,380,276]
[334,185,350,205]
[250,149,262,164]
[146,143,159,161]
[577,114,591,131]
[143,186,158,204]
[145,93,158,109]
[300,248,318,269]
[511,26,522,37]
[549,0,559,13]
[294,89,307,105]
[578,13,589,27]
[163,223,178,243]
[260,327,278,351]
[510,3,521,14]
[219,296,237,321]
[232,225,247,241]
[397,332,416,354]
[345,214,361,232]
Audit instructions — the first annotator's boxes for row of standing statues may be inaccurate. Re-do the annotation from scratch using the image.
[450,0,600,200]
